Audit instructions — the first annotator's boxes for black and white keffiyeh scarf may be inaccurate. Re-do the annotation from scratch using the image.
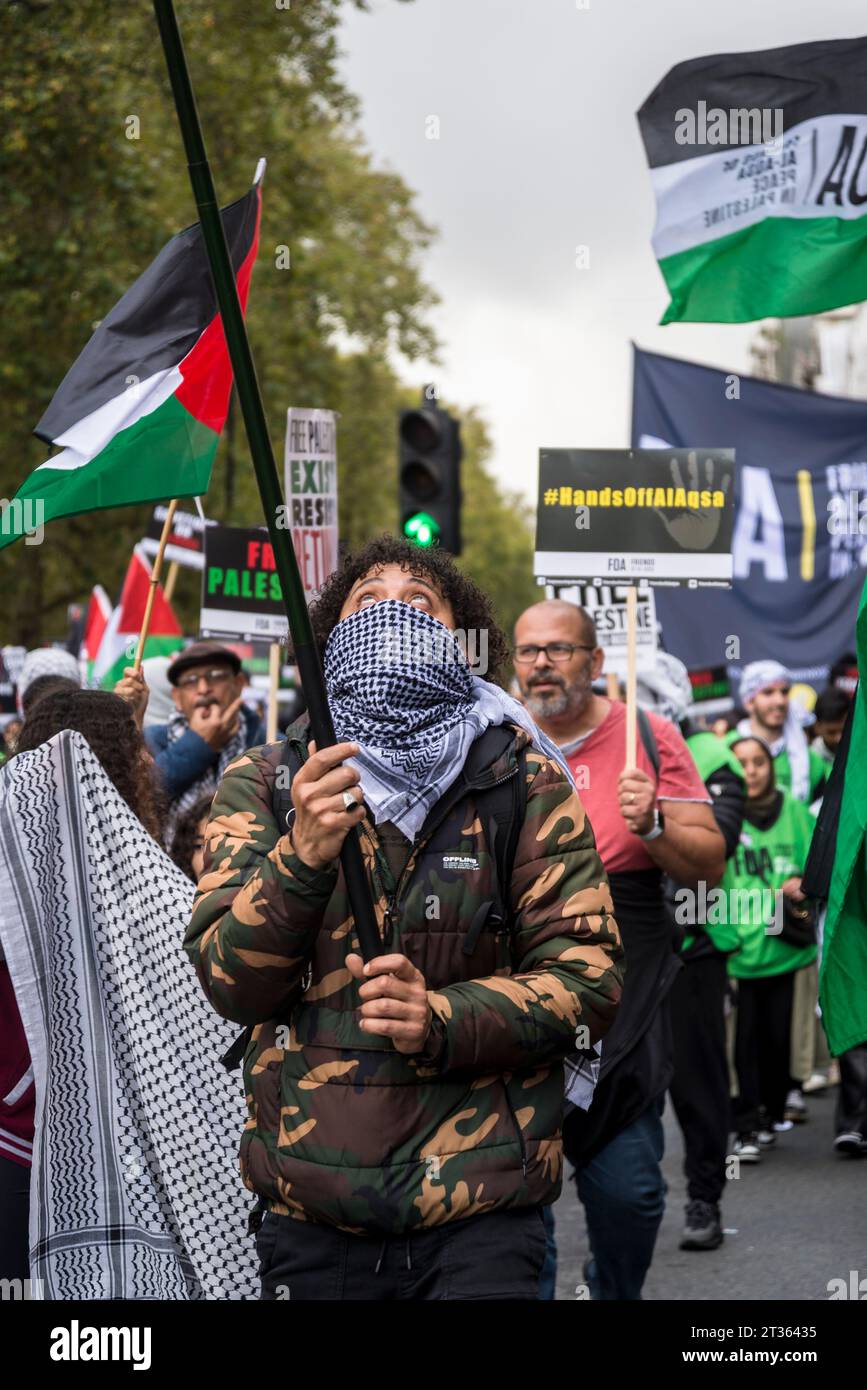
[0,731,257,1300]
[163,709,247,847]
[324,600,575,840]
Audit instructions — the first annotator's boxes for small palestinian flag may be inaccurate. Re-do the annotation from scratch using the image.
[0,167,263,549]
[82,584,113,681]
[92,546,182,690]
[637,36,867,323]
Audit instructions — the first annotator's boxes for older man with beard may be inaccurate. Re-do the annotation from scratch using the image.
[513,599,724,1300]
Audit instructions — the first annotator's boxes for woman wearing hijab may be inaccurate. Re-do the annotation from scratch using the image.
[726,736,817,1163]
[187,535,624,1302]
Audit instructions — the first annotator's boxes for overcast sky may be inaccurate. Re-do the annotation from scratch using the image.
[338,0,865,502]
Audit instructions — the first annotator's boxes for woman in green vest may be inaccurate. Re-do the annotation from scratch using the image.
[726,736,817,1163]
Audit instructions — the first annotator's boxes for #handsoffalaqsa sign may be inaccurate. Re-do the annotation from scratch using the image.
[535,448,735,586]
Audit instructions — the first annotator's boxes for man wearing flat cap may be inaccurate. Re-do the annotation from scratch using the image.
[144,641,266,844]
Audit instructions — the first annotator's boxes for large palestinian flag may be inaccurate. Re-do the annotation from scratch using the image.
[0,170,262,549]
[637,36,867,323]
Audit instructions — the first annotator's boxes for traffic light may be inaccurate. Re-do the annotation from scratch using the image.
[398,398,462,554]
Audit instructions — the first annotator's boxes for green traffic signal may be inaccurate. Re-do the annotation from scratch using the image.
[403,511,441,547]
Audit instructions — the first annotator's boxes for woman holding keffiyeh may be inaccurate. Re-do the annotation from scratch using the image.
[187,535,624,1302]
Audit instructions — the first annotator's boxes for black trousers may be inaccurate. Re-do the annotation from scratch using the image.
[0,1154,31,1281]
[836,1043,867,1137]
[733,972,795,1132]
[256,1205,547,1301]
[669,952,730,1205]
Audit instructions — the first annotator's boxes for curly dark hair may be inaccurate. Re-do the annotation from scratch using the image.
[169,793,214,883]
[303,535,509,677]
[16,689,165,842]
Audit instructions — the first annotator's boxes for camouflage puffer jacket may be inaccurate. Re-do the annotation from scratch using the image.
[184,723,623,1235]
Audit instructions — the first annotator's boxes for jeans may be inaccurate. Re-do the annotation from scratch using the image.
[578,1102,666,1300]
[539,1204,557,1300]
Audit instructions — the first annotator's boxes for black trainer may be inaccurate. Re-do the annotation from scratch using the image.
[680,1199,724,1251]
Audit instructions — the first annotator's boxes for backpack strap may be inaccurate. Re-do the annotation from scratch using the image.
[636,706,660,779]
[273,737,305,834]
[469,726,528,941]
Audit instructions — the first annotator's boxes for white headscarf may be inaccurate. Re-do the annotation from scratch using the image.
[637,652,694,725]
[141,655,176,729]
[18,647,81,704]
[739,660,809,800]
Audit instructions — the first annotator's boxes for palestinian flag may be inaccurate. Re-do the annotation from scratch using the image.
[814,578,867,1054]
[82,585,113,681]
[637,36,867,323]
[93,546,183,690]
[0,168,263,549]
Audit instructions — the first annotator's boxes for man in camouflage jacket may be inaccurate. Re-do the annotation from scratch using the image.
[185,538,623,1300]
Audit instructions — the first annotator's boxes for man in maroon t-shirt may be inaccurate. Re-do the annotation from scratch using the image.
[513,599,724,1300]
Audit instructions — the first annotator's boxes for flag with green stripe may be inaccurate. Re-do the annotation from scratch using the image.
[637,35,867,324]
[820,577,867,1054]
[0,169,262,548]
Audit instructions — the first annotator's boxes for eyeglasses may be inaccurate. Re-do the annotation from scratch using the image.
[513,643,595,664]
[176,667,236,689]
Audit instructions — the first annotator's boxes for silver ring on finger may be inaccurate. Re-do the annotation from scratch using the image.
[342,790,358,811]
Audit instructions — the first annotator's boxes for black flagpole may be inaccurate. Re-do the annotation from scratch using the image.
[152,0,380,961]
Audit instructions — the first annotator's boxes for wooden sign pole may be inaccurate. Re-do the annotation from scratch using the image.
[134,498,178,673]
[266,640,281,743]
[625,585,638,768]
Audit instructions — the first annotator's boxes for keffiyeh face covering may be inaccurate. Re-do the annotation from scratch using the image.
[324,599,575,838]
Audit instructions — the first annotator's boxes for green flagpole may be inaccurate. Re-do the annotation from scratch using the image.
[152,0,380,961]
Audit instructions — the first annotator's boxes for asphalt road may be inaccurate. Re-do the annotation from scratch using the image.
[552,1088,867,1301]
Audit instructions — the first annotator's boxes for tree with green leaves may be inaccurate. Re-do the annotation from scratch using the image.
[1,0,536,648]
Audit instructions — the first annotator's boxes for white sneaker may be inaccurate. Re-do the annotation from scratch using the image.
[730,1135,762,1162]
[802,1072,828,1095]
[773,1119,794,1133]
[784,1089,808,1122]
[757,1129,777,1147]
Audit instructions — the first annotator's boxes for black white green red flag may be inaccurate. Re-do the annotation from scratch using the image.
[0,169,263,549]
[637,36,867,323]
[92,546,183,690]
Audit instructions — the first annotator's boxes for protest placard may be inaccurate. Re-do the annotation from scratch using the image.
[142,504,216,571]
[556,581,659,678]
[535,447,735,585]
[282,408,338,600]
[200,525,288,643]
